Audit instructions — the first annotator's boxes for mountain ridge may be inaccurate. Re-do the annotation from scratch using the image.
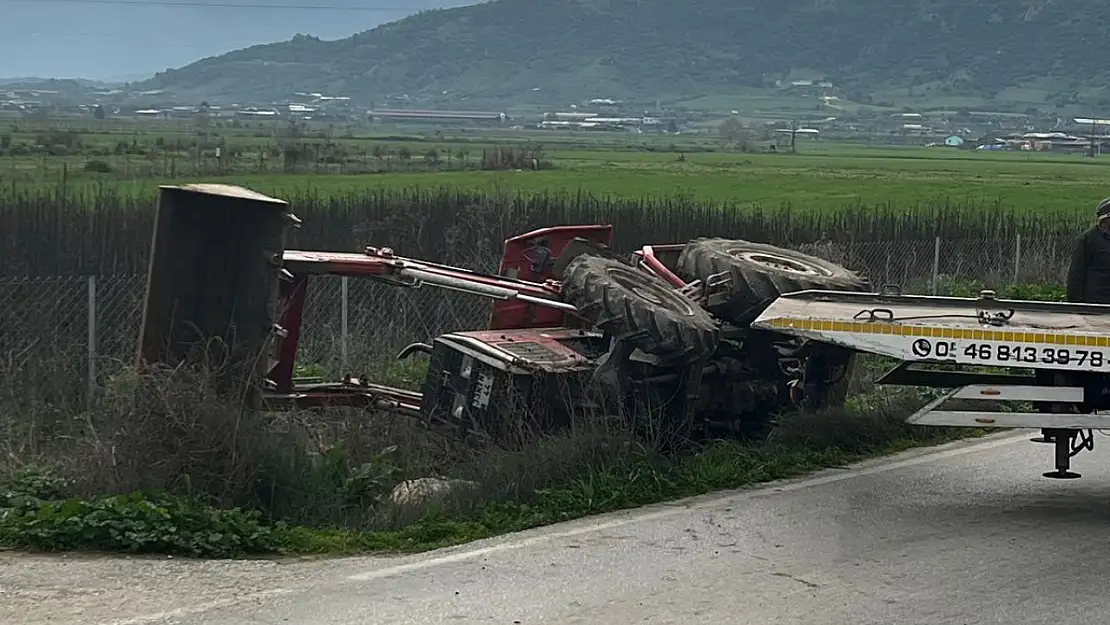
[136,0,1110,108]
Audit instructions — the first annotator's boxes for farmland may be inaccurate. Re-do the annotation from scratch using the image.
[3,119,1109,214]
[15,151,1107,213]
[0,119,1095,558]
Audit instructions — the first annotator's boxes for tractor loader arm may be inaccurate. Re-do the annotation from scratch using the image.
[282,248,576,312]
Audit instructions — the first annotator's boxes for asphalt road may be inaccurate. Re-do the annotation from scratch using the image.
[5,431,1110,625]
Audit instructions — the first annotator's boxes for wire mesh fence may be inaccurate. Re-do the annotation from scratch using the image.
[300,278,496,377]
[0,275,146,407]
[0,233,1078,405]
[797,234,1073,292]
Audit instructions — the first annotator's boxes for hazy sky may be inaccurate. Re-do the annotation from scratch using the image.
[0,0,476,80]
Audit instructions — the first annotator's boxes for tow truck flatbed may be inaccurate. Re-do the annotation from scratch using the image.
[752,288,1110,479]
[753,289,1110,373]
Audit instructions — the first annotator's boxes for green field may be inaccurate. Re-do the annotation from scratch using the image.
[8,145,1110,217]
[259,149,1110,211]
[4,119,1110,216]
[18,148,1109,215]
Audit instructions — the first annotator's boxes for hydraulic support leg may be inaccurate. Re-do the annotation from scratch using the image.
[1042,429,1084,480]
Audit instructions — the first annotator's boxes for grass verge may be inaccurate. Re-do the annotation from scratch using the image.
[0,382,985,559]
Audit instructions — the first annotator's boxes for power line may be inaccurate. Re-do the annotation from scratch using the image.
[1,0,417,9]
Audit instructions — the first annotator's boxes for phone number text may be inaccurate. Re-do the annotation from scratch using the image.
[909,338,1107,368]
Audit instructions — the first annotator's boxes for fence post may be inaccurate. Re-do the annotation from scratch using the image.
[86,275,97,405]
[932,236,941,295]
[340,276,349,375]
[1014,234,1022,284]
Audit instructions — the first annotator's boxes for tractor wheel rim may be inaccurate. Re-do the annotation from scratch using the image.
[632,285,665,305]
[733,250,824,276]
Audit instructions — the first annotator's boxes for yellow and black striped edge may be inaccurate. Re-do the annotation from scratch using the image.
[762,317,1110,348]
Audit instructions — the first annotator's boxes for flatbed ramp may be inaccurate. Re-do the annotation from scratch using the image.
[752,289,1110,478]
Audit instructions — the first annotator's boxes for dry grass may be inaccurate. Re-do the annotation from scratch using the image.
[0,342,969,540]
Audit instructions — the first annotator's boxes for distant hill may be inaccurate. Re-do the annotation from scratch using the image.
[0,0,472,80]
[138,0,1110,109]
[0,78,121,89]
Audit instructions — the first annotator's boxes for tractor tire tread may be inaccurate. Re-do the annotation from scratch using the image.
[562,254,719,362]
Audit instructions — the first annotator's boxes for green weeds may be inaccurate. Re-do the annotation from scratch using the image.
[0,388,983,559]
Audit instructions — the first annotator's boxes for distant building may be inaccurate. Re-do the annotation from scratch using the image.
[538,112,652,132]
[367,109,507,125]
[780,79,835,95]
[545,112,597,120]
[236,109,279,118]
[944,135,964,147]
[775,127,820,135]
[997,131,1093,152]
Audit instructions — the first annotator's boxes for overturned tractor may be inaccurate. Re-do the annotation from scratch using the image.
[137,184,869,446]
[137,184,1110,480]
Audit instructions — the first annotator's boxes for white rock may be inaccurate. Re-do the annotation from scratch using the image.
[388,477,479,507]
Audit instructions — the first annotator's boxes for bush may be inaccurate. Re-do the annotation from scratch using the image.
[0,469,279,558]
[0,362,452,529]
[480,144,549,170]
[34,129,82,152]
[934,276,1065,300]
[83,159,112,173]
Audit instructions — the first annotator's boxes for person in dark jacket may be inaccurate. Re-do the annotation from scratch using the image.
[1052,198,1110,418]
[1065,197,1110,304]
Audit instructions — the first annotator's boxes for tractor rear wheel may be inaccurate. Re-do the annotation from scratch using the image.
[675,238,870,326]
[561,254,719,363]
